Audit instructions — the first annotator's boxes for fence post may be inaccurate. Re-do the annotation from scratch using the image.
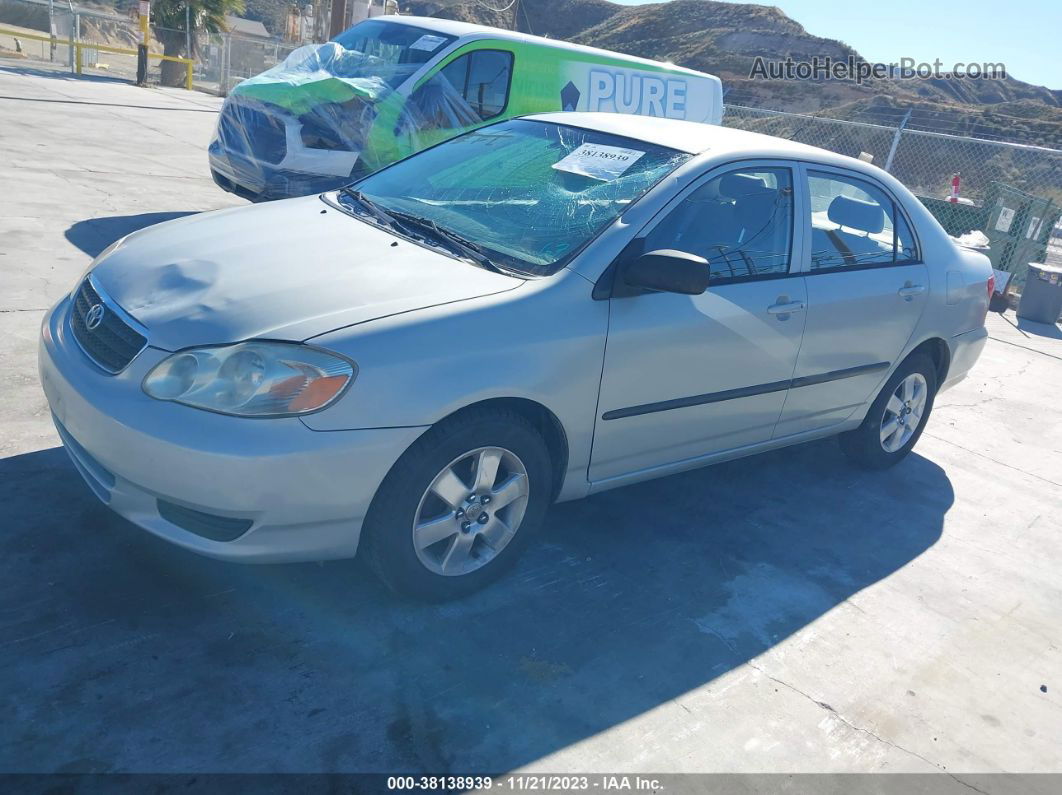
[185,59,193,90]
[48,0,55,61]
[220,33,230,95]
[883,109,911,174]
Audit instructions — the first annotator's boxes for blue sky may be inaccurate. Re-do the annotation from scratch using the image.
[612,0,1060,89]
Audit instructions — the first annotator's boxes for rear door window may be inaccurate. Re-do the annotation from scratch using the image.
[806,170,919,270]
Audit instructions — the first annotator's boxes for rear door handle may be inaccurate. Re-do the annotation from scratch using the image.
[767,300,805,315]
[898,284,926,300]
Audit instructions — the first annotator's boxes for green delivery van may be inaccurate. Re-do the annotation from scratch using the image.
[208,15,723,201]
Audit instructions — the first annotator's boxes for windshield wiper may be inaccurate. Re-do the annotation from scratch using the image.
[387,209,503,273]
[339,188,404,232]
[339,190,507,274]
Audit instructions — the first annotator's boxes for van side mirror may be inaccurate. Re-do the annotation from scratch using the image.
[620,250,710,296]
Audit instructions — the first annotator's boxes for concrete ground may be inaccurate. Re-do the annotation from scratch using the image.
[1,63,1061,782]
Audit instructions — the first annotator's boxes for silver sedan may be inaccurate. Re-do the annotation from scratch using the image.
[39,113,993,599]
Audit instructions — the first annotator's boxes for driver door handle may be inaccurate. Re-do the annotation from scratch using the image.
[898,283,926,300]
[767,300,806,315]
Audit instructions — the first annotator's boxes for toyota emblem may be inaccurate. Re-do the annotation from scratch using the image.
[85,303,106,330]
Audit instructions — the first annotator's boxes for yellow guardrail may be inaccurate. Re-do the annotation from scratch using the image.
[0,28,194,90]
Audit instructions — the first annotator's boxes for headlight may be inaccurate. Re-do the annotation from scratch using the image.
[143,341,356,417]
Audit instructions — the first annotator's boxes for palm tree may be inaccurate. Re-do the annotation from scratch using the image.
[151,0,245,87]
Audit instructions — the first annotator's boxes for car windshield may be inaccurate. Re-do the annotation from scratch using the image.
[347,119,692,276]
[331,21,456,88]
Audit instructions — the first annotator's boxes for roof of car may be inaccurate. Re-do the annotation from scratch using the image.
[527,111,859,163]
[525,111,812,155]
[379,16,715,79]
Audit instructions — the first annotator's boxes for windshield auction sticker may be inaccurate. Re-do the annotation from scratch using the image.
[552,144,646,181]
[409,34,447,52]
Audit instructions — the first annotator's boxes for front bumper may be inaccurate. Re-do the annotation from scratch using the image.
[208,94,368,202]
[38,295,426,562]
[208,145,356,202]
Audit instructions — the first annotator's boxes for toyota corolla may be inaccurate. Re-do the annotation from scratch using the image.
[39,113,992,599]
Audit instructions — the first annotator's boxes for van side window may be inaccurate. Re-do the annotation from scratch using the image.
[643,167,794,283]
[416,49,511,129]
[806,171,918,270]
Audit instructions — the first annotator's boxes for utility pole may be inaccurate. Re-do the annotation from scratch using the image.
[329,0,347,39]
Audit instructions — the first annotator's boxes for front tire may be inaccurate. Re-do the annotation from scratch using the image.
[363,408,553,600]
[839,354,937,470]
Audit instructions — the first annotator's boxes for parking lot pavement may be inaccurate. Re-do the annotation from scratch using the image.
[1,64,1060,780]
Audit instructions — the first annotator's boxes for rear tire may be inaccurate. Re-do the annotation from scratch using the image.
[363,408,552,601]
[839,354,937,470]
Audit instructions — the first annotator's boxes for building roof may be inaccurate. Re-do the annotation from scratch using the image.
[225,15,271,39]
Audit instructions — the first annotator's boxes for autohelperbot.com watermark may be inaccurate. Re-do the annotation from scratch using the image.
[749,55,1007,84]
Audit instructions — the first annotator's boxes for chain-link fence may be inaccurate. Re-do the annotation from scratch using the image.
[0,0,186,85]
[723,103,1062,285]
[195,31,300,96]
[0,0,401,94]
[723,105,900,165]
[0,0,305,92]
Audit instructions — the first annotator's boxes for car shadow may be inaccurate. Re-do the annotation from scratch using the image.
[64,212,198,259]
[0,438,952,773]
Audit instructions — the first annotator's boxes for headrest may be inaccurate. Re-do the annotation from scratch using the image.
[735,189,778,229]
[719,173,768,199]
[828,195,884,234]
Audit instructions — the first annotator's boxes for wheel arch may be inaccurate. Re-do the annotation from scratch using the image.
[904,337,951,387]
[436,397,570,502]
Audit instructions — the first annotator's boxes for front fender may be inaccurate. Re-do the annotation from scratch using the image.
[301,272,608,498]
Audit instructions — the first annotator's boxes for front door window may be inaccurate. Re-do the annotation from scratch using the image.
[643,167,794,283]
[409,50,514,133]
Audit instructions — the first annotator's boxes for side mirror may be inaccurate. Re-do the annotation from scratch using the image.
[620,249,710,296]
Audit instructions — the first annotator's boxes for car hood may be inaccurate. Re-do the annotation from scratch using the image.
[227,42,401,117]
[91,195,523,350]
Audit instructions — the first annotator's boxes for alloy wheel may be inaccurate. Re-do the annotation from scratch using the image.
[880,372,928,453]
[412,446,530,576]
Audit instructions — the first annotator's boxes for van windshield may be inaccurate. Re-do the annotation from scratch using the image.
[347,119,691,276]
[331,20,456,88]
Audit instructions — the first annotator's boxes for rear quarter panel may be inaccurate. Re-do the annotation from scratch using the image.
[899,191,992,381]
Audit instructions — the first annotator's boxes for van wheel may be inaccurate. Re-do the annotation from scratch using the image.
[364,408,552,600]
[839,354,937,470]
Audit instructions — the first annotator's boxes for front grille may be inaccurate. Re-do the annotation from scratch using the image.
[70,278,147,374]
[298,100,363,151]
[157,500,254,542]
